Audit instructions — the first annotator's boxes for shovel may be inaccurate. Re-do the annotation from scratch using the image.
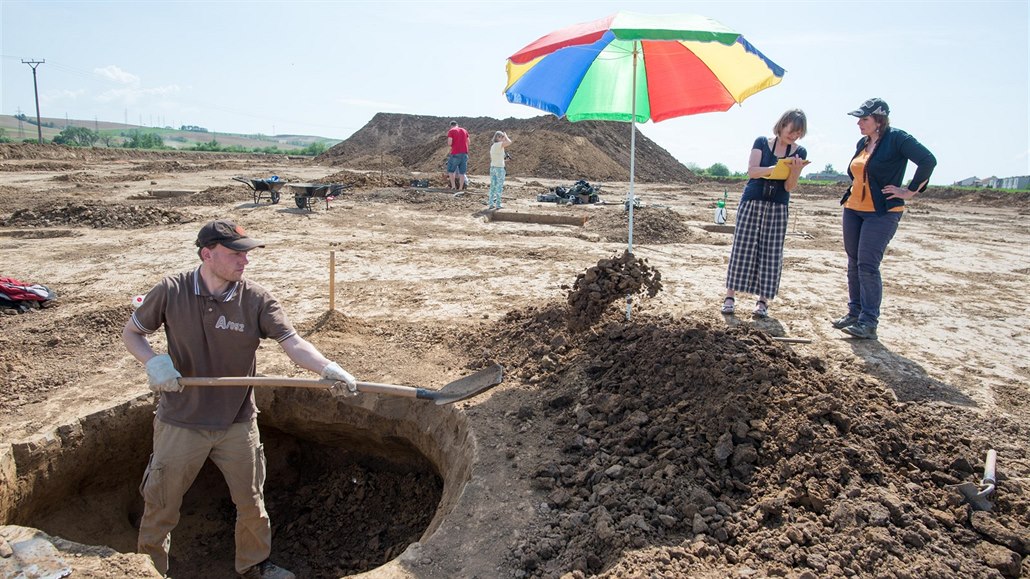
[948,449,997,511]
[179,363,504,406]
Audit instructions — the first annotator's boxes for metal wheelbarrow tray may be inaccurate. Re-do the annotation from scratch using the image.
[288,182,350,211]
[232,177,286,204]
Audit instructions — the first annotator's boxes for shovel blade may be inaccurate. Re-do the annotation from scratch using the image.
[949,482,994,511]
[425,363,505,405]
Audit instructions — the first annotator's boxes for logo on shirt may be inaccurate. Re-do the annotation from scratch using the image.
[215,315,245,332]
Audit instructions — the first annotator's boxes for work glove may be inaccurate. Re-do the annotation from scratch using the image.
[145,354,183,393]
[321,362,358,397]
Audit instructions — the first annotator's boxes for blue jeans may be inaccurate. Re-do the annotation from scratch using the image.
[841,209,902,327]
[489,166,505,207]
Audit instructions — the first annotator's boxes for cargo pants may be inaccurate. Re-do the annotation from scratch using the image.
[137,418,270,575]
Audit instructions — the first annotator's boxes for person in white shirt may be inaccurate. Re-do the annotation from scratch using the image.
[488,131,513,210]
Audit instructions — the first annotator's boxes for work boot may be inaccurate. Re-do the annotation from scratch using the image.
[831,314,859,329]
[841,322,877,340]
[239,560,295,579]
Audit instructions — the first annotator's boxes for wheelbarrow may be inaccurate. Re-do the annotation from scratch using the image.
[288,182,349,211]
[232,176,286,204]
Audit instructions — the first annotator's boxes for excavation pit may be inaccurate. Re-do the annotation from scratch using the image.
[1,385,475,578]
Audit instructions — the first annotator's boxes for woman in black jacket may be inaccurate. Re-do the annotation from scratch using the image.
[832,98,936,339]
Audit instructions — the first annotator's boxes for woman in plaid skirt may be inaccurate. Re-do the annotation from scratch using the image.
[721,109,809,318]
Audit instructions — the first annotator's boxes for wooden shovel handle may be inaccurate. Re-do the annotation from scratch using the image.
[179,376,421,398]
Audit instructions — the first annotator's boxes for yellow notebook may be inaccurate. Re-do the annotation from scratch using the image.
[768,158,810,180]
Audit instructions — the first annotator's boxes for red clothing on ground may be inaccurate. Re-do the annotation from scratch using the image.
[448,127,469,154]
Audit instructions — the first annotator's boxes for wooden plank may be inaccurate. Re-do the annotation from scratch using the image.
[488,211,587,227]
[702,224,735,234]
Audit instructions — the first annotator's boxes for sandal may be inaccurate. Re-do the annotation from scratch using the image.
[752,299,768,318]
[720,296,735,315]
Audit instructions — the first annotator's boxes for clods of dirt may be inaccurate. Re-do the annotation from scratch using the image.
[477,304,1030,578]
[566,251,663,333]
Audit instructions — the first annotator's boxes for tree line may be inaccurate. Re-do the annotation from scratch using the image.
[1,125,329,156]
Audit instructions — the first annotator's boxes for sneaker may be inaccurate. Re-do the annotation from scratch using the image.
[841,322,877,340]
[831,314,859,330]
[752,300,768,319]
[720,296,735,315]
[240,560,295,579]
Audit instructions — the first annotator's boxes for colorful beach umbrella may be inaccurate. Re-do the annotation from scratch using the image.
[504,12,785,318]
[505,12,783,124]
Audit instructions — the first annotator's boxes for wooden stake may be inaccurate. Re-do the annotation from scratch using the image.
[329,250,336,311]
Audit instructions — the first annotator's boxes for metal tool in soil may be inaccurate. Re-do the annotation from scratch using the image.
[948,449,998,511]
[179,363,504,405]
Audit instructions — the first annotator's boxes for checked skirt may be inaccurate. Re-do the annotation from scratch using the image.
[725,199,789,299]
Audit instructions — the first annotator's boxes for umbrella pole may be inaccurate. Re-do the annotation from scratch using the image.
[626,42,639,321]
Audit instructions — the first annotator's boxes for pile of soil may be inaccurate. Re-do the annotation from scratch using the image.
[317,113,698,184]
[319,169,419,189]
[566,251,663,333]
[193,185,252,206]
[583,206,695,245]
[477,303,1029,578]
[2,202,194,229]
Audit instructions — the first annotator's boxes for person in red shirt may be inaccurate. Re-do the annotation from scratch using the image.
[446,120,470,191]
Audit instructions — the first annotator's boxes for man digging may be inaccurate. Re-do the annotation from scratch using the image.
[122,219,359,579]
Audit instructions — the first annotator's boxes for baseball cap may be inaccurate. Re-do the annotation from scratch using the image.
[195,219,265,251]
[848,98,890,117]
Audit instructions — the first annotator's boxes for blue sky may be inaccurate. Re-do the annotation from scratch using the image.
[2,0,1027,185]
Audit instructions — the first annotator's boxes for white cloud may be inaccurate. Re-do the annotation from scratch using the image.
[94,65,140,85]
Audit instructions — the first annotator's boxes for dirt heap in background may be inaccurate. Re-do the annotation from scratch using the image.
[475,304,1029,578]
[2,202,194,229]
[317,113,698,183]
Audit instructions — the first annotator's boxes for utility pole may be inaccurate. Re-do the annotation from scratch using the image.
[21,59,45,144]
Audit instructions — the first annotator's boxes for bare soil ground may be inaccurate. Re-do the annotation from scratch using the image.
[0,142,1028,579]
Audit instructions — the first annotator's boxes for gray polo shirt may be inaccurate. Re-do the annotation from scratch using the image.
[131,267,295,430]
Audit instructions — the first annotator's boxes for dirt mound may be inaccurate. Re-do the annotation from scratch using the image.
[2,202,194,229]
[583,206,694,245]
[566,251,662,333]
[317,113,698,184]
[476,305,1030,578]
[318,169,415,189]
[193,185,252,206]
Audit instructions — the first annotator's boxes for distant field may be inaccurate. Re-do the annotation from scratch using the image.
[0,114,340,152]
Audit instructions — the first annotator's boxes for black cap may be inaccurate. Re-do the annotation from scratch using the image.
[195,219,264,251]
[848,98,890,117]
